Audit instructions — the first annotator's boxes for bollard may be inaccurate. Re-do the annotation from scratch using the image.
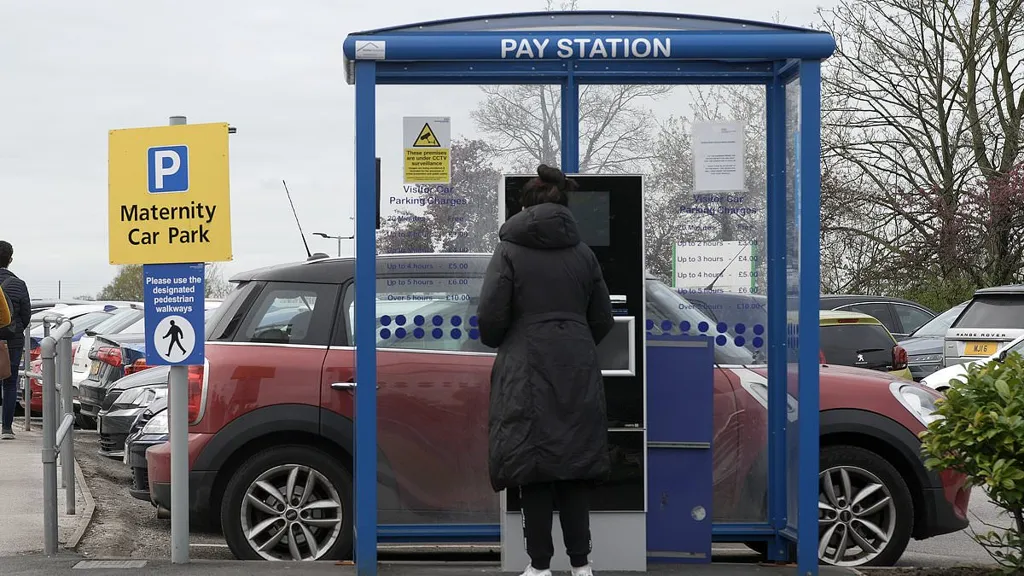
[23,325,31,431]
[41,336,58,556]
[59,334,76,515]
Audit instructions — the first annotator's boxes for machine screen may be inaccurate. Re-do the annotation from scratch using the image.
[568,190,611,247]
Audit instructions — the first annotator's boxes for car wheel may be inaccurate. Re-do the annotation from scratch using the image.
[743,445,913,568]
[818,445,912,567]
[221,445,353,561]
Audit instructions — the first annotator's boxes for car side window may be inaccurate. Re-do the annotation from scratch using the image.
[235,282,338,346]
[893,304,933,335]
[844,303,898,333]
[346,274,492,353]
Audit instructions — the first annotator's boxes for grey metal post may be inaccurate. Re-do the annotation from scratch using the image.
[41,336,58,556]
[168,113,190,565]
[23,325,31,431]
[59,334,76,514]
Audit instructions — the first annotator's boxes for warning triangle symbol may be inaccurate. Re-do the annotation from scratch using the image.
[413,123,441,147]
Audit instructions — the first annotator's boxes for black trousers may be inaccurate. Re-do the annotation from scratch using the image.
[519,480,592,570]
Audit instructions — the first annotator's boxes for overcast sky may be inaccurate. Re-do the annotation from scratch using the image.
[0,0,833,299]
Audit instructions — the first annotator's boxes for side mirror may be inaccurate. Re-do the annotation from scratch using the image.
[997,350,1009,362]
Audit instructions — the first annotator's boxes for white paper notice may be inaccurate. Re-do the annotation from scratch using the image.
[692,121,745,192]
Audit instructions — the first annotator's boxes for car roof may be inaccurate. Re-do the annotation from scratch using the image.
[973,284,1024,295]
[819,294,929,307]
[229,253,494,284]
[819,309,882,325]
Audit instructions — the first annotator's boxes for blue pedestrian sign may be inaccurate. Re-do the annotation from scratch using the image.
[148,145,190,193]
[143,263,205,366]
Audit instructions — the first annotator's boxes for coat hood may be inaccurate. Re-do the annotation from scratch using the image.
[499,203,580,250]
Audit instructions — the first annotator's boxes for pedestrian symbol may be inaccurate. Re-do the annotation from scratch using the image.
[153,315,196,363]
[412,123,441,147]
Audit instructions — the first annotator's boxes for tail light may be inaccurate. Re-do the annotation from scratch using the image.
[893,345,908,370]
[71,342,79,356]
[124,359,150,375]
[30,347,40,362]
[95,346,123,368]
[187,362,207,424]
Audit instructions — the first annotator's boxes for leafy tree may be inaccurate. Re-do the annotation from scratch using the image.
[97,263,233,301]
[921,353,1024,572]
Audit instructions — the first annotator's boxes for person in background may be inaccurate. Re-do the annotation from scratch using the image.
[477,164,615,576]
[0,241,31,440]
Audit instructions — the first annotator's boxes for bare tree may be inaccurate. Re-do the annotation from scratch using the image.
[470,0,671,173]
[819,0,1024,294]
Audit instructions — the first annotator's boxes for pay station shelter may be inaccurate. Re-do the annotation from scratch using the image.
[343,11,834,576]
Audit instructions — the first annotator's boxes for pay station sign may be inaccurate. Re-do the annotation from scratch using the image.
[143,263,205,366]
[403,116,450,184]
[108,122,232,265]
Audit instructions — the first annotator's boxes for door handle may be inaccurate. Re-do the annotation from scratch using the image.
[330,381,380,391]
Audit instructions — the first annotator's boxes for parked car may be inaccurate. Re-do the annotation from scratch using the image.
[71,306,145,423]
[77,333,148,424]
[125,396,167,501]
[819,310,912,380]
[819,295,936,339]
[898,302,968,381]
[144,254,969,568]
[943,285,1024,367]
[923,333,1024,391]
[97,366,168,458]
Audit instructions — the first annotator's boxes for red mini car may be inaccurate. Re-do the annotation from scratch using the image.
[147,254,969,568]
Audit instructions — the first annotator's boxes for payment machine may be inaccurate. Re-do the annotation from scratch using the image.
[497,174,648,572]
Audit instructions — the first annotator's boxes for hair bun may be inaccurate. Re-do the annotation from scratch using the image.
[536,164,566,188]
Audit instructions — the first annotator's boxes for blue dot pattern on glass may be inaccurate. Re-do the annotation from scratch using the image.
[469,328,480,340]
[432,315,444,327]
[395,328,407,339]
[451,328,462,339]
[432,328,443,339]
[451,316,462,327]
[380,328,391,339]
[380,315,392,327]
[642,319,768,350]
[414,328,425,339]
[414,315,425,326]
[396,315,407,326]
[469,316,479,327]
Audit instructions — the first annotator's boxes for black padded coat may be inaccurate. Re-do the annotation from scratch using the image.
[477,202,615,492]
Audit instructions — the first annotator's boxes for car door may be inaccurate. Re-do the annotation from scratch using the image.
[892,303,935,338]
[324,267,497,526]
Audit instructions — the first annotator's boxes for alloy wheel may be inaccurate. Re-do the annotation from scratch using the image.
[240,464,344,561]
[818,465,896,566]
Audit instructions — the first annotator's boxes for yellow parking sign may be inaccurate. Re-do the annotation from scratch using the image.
[108,122,232,265]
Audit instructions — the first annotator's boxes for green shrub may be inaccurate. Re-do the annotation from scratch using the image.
[920,352,1024,573]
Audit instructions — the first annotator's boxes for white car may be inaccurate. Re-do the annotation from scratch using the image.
[922,333,1024,391]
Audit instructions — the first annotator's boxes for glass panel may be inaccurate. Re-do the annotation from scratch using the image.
[952,295,1024,329]
[785,74,802,531]
[893,304,934,336]
[236,283,336,346]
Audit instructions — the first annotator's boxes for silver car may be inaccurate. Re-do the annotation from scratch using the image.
[943,285,1024,367]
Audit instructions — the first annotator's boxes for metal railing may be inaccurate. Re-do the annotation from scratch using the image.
[26,317,78,556]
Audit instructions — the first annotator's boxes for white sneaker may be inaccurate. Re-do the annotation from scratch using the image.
[519,566,552,576]
[571,565,594,576]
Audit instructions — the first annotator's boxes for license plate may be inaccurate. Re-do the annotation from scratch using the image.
[965,341,997,356]
[89,361,101,376]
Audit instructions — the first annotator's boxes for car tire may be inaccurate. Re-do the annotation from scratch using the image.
[221,445,353,562]
[744,445,913,568]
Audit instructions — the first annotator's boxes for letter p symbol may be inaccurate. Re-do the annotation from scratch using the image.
[148,145,189,193]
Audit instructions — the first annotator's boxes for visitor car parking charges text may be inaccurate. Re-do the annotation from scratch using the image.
[119,201,218,246]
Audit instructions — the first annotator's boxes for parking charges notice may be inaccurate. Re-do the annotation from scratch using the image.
[120,201,218,246]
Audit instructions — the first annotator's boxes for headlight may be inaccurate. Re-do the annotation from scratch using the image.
[909,354,943,364]
[142,410,169,434]
[116,386,167,407]
[890,382,941,425]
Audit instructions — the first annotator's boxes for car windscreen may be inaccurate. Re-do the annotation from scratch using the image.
[31,311,112,337]
[953,295,1024,330]
[88,308,143,335]
[910,303,966,337]
[820,324,894,370]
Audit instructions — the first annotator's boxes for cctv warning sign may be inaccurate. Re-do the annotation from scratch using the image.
[108,123,233,265]
[403,116,451,184]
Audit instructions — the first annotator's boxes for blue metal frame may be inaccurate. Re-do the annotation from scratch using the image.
[345,12,833,576]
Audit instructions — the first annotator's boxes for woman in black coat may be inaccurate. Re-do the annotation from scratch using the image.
[477,165,615,576]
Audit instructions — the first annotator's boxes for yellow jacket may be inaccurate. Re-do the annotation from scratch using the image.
[0,284,10,328]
